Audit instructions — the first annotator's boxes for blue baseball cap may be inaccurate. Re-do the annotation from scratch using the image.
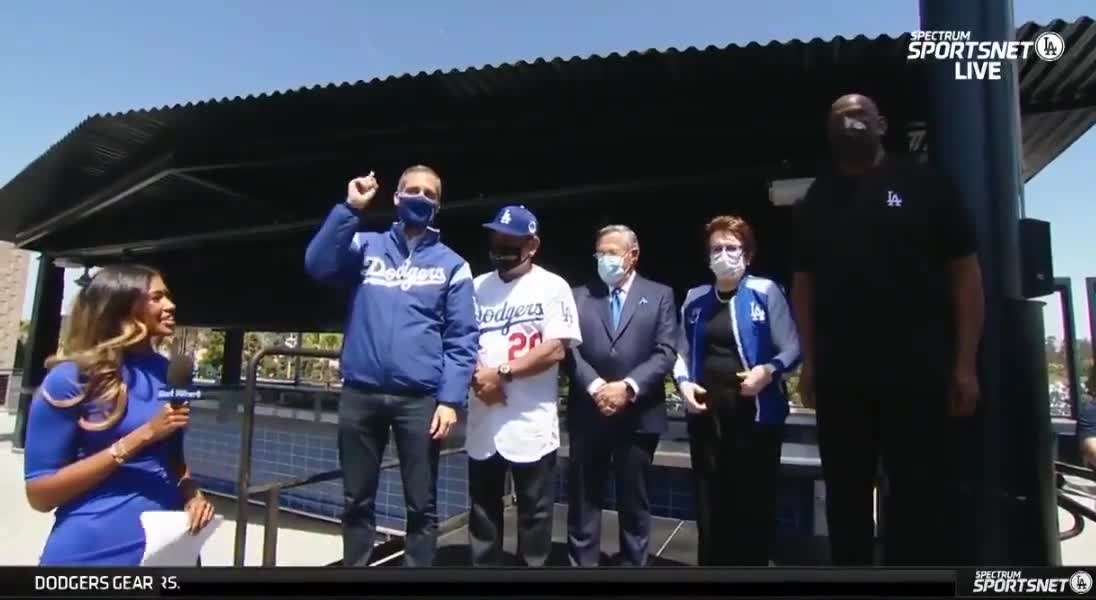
[483,205,539,237]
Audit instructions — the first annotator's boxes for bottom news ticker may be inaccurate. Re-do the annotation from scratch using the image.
[5,567,1095,598]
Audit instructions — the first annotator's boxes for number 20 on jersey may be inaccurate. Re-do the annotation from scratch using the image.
[508,332,543,361]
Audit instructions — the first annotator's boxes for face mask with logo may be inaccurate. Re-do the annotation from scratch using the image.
[597,254,628,286]
[710,250,746,280]
[489,243,527,274]
[396,193,437,228]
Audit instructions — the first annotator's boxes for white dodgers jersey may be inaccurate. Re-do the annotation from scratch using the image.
[467,265,582,463]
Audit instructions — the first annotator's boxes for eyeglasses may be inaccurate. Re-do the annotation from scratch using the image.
[594,250,634,260]
[709,244,743,255]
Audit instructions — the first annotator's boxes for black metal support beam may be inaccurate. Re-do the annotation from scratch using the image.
[44,164,817,260]
[920,0,1059,565]
[173,172,266,206]
[1087,278,1096,366]
[61,220,323,259]
[14,153,175,247]
[1055,278,1081,419]
[221,329,244,386]
[13,256,66,449]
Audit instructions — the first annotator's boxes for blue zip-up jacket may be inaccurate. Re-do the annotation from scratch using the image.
[304,202,479,407]
[1079,395,1096,442]
[672,275,801,425]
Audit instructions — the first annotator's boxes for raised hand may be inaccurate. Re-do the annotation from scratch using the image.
[347,171,379,210]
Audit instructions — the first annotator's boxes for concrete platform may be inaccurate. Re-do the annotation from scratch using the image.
[3,411,1096,566]
[428,504,696,567]
[401,504,827,567]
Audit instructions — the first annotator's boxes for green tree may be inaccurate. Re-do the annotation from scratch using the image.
[785,369,803,407]
[1046,336,1062,363]
[1075,338,1093,373]
[196,329,225,379]
[300,332,343,385]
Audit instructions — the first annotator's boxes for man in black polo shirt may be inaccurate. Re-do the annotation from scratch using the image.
[791,94,985,566]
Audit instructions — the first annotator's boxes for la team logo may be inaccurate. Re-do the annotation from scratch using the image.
[907,30,1065,80]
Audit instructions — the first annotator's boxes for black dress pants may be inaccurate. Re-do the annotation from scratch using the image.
[468,451,557,566]
[567,430,660,566]
[815,381,960,566]
[687,398,783,566]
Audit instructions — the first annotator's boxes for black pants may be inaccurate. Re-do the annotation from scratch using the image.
[337,387,441,567]
[567,430,660,567]
[815,381,959,566]
[468,451,557,566]
[687,399,783,566]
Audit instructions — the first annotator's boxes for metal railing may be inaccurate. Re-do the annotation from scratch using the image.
[231,345,468,566]
[1056,461,1096,542]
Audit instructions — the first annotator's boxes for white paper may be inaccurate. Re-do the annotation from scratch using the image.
[139,511,223,566]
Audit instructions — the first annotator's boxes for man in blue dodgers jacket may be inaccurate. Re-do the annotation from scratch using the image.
[672,215,800,566]
[304,166,479,567]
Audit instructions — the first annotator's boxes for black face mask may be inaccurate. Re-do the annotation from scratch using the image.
[489,244,527,274]
[829,116,881,163]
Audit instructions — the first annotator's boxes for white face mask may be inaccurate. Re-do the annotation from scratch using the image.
[710,250,745,280]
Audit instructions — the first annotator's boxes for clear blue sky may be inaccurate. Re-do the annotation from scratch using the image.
[3,0,1093,340]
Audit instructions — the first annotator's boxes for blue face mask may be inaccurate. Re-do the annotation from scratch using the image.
[597,254,627,286]
[396,193,437,228]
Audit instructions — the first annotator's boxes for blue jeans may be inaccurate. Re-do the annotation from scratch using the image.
[337,387,440,567]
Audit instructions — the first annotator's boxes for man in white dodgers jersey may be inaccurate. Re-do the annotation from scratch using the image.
[467,205,582,566]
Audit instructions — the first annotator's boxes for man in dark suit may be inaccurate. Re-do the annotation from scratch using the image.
[565,224,679,566]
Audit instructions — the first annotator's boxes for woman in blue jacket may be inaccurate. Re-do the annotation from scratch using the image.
[673,215,801,566]
[23,265,215,566]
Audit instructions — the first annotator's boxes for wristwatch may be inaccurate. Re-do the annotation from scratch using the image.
[497,363,514,382]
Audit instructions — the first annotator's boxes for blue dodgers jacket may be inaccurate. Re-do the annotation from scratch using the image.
[672,275,801,425]
[304,202,479,407]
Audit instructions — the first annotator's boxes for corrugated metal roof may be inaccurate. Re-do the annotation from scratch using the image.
[1017,17,1096,109]
[62,17,1087,120]
[1,17,1094,248]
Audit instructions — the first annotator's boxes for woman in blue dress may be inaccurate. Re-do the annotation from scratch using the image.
[23,265,215,566]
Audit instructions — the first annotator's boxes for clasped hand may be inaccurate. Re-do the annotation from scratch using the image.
[737,365,773,397]
[472,365,506,406]
[595,381,631,416]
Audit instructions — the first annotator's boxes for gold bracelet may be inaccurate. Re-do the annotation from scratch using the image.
[110,440,130,465]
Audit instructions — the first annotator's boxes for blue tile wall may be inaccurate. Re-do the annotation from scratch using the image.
[185,408,814,538]
[186,409,468,533]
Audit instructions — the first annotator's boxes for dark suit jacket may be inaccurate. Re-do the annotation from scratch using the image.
[566,274,679,435]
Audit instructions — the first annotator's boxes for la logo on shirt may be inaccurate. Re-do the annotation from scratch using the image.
[886,190,903,207]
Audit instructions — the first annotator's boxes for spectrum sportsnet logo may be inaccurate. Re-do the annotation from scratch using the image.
[907,30,1065,80]
[971,569,1092,595]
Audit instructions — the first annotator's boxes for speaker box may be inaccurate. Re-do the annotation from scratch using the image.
[1019,218,1054,299]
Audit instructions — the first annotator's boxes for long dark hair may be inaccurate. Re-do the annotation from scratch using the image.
[41,264,162,431]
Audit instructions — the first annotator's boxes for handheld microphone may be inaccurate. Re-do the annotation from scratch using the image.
[165,354,199,408]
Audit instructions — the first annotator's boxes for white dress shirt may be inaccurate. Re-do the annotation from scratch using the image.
[587,270,640,400]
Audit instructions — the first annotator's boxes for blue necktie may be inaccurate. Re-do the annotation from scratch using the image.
[610,288,623,330]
